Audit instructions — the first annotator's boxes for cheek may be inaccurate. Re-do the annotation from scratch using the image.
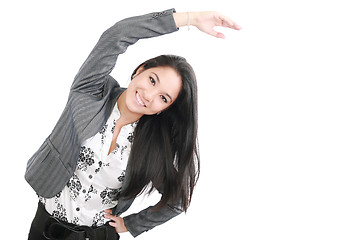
[128,78,143,91]
[126,82,135,96]
[149,101,165,112]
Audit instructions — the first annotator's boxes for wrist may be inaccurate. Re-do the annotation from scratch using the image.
[188,12,200,26]
[173,12,199,28]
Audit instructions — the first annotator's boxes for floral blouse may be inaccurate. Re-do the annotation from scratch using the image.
[39,102,136,227]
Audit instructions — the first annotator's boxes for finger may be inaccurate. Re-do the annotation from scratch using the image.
[209,29,226,39]
[227,20,242,30]
[223,18,241,30]
[109,221,116,227]
[216,32,226,39]
[217,14,242,30]
[218,15,233,26]
[224,19,242,30]
[104,213,117,221]
[104,209,112,214]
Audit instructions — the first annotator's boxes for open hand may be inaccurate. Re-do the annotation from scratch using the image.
[173,11,241,39]
[192,11,242,39]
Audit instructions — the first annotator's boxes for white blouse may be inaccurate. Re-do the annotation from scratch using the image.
[39,102,137,227]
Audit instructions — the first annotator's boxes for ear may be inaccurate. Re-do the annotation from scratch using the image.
[131,65,146,79]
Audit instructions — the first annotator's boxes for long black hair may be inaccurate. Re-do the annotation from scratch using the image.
[119,55,200,212]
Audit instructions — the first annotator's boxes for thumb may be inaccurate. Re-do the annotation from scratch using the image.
[209,29,225,39]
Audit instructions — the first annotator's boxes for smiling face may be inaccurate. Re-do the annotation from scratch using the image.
[125,66,182,116]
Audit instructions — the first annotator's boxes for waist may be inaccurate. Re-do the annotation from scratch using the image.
[32,202,119,240]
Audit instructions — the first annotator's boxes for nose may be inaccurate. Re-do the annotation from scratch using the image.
[143,89,156,103]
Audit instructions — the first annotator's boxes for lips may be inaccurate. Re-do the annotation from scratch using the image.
[135,91,146,107]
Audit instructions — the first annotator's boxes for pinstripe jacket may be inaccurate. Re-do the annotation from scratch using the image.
[25,9,183,237]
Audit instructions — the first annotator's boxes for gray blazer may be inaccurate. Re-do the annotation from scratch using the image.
[25,8,183,237]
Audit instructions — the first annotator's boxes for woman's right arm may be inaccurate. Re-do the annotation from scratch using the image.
[71,9,178,96]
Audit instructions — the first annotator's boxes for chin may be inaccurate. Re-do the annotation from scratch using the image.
[127,104,143,115]
[126,102,149,116]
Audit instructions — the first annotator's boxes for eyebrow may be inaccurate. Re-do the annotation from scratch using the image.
[152,72,173,103]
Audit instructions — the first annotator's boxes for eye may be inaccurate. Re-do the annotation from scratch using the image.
[150,76,156,86]
[161,95,168,103]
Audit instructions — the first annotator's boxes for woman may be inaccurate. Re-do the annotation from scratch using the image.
[25,8,240,240]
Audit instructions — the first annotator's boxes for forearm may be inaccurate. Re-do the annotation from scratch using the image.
[123,203,183,237]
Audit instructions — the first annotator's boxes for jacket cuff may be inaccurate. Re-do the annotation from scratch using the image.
[151,8,178,31]
[123,203,183,237]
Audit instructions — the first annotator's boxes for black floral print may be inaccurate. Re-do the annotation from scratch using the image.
[55,192,62,199]
[77,146,95,171]
[99,123,108,144]
[84,185,98,202]
[117,170,126,183]
[92,211,105,227]
[111,119,116,134]
[38,103,136,227]
[72,217,80,225]
[67,174,82,201]
[100,187,121,205]
[120,145,128,159]
[112,143,120,154]
[127,132,134,143]
[52,203,68,222]
[95,160,110,174]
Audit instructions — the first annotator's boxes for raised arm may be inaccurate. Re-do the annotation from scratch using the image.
[70,9,178,96]
[71,10,240,96]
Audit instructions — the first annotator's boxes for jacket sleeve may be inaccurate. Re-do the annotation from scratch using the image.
[123,198,184,238]
[70,8,178,96]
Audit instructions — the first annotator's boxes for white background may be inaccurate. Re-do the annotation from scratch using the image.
[1,0,359,239]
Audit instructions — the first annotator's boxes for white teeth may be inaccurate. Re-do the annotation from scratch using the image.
[136,92,145,106]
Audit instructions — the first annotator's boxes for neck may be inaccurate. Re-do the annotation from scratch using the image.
[117,90,143,125]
